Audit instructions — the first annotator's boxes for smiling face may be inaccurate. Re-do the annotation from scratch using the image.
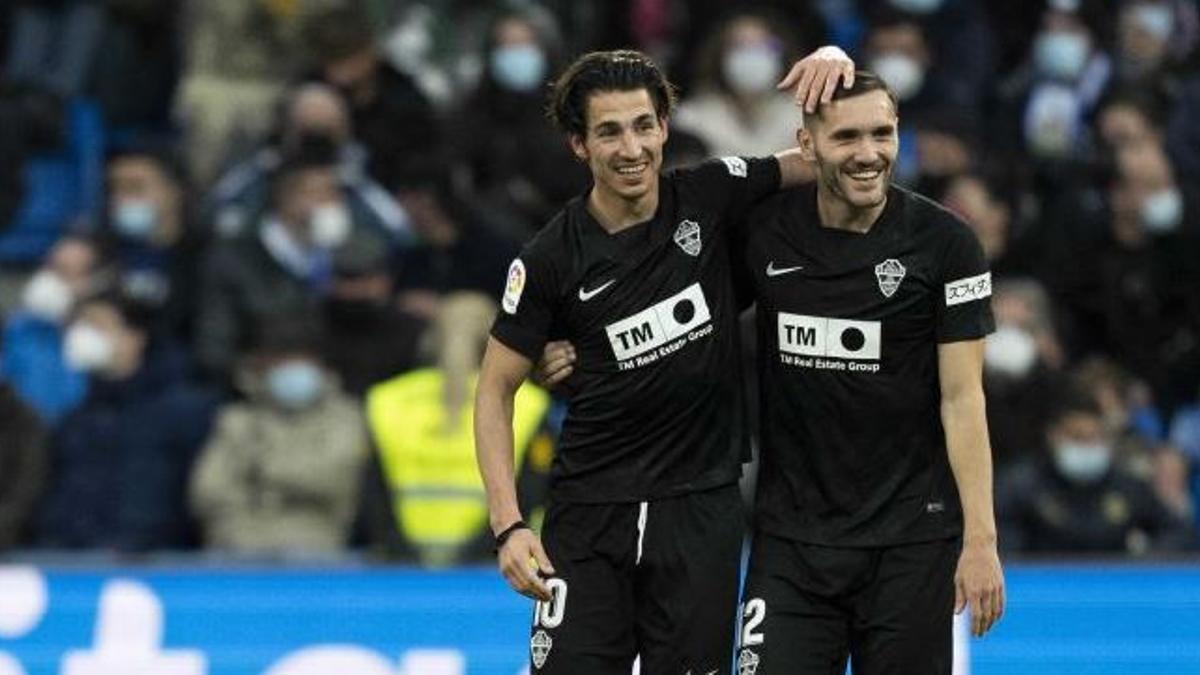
[569,89,668,206]
[799,89,898,212]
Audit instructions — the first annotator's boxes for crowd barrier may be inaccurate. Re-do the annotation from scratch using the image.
[0,561,1196,674]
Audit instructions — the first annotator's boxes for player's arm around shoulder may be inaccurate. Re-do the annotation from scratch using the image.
[938,340,1006,638]
[476,336,556,602]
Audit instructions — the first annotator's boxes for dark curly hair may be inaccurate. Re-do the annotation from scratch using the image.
[548,50,677,138]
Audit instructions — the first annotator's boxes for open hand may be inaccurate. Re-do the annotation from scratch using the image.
[777,45,856,114]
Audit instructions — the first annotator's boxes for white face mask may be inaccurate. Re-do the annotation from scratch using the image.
[1129,4,1174,42]
[22,269,73,324]
[111,199,158,241]
[1053,441,1113,483]
[1140,188,1183,234]
[63,322,115,373]
[309,203,352,249]
[266,360,325,410]
[490,43,547,93]
[1034,30,1091,80]
[871,53,925,101]
[985,325,1038,378]
[724,44,782,96]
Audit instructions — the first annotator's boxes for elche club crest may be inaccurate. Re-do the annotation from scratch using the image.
[674,219,702,256]
[531,629,553,669]
[874,258,906,298]
[737,648,760,675]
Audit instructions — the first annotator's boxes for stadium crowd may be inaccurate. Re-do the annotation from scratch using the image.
[0,0,1197,563]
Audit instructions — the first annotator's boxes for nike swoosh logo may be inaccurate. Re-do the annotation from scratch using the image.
[578,279,616,301]
[766,261,803,277]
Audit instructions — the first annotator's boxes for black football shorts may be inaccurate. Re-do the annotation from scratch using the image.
[529,483,744,675]
[736,533,959,675]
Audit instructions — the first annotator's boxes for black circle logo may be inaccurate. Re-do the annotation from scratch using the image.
[673,299,695,324]
[840,327,865,352]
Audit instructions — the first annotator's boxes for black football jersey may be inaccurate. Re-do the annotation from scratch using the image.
[744,183,995,546]
[492,157,780,503]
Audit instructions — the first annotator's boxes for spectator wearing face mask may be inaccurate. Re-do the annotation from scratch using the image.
[1038,136,1200,405]
[321,229,425,398]
[35,289,217,551]
[996,388,1194,554]
[189,316,368,556]
[674,10,807,161]
[104,143,206,342]
[303,5,439,190]
[982,279,1069,470]
[993,7,1111,170]
[448,7,588,237]
[0,234,113,422]
[195,137,366,383]
[361,292,553,566]
[206,82,410,244]
[1112,0,1192,91]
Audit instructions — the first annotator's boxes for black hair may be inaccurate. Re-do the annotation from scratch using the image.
[806,70,899,125]
[74,286,158,335]
[244,312,325,357]
[105,138,188,187]
[1047,387,1104,426]
[548,50,677,138]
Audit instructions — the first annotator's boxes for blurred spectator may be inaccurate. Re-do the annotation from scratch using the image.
[1038,136,1200,404]
[996,387,1194,555]
[873,0,995,110]
[673,10,807,161]
[1072,357,1169,480]
[1094,87,1166,154]
[862,10,938,122]
[104,143,205,341]
[984,279,1068,470]
[361,292,552,566]
[175,0,347,184]
[1111,0,1190,92]
[36,289,217,551]
[322,231,425,398]
[196,137,366,382]
[994,7,1111,169]
[448,6,588,236]
[940,171,1036,279]
[190,316,368,556]
[207,82,410,243]
[3,0,105,99]
[392,158,519,320]
[0,234,112,422]
[303,5,439,189]
[0,382,47,550]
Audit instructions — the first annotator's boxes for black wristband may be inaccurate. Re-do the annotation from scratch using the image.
[493,520,530,554]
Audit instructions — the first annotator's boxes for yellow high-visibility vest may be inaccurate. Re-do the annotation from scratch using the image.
[366,369,550,565]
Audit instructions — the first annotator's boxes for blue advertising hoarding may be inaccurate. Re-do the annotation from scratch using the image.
[0,563,1196,675]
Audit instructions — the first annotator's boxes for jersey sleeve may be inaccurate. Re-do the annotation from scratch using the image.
[936,219,996,343]
[489,248,560,361]
[674,155,781,225]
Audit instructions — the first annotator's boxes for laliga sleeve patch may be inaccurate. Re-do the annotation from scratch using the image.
[502,258,526,314]
[944,272,992,307]
[720,156,747,178]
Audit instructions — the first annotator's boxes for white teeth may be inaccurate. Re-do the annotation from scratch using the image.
[849,170,881,180]
[617,163,647,175]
